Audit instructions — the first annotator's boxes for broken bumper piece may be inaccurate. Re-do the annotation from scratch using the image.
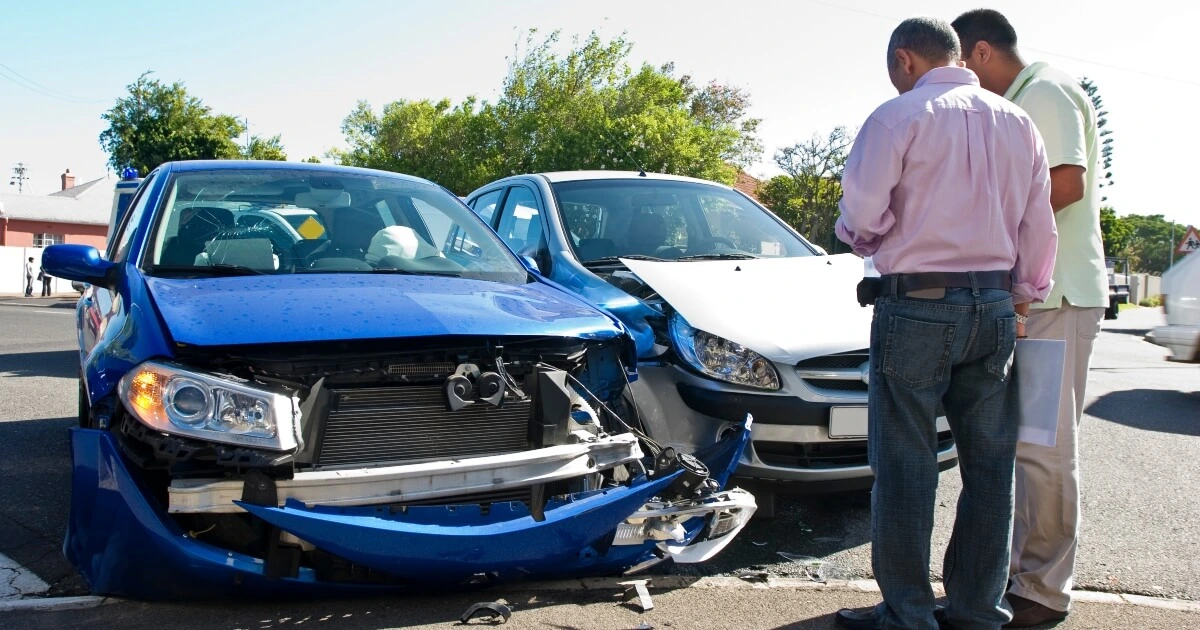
[65,425,753,599]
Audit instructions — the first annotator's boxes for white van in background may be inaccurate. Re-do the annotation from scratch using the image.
[1147,253,1200,363]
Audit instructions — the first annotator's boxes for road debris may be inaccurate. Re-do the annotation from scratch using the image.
[619,579,655,612]
[459,601,512,624]
[777,552,829,583]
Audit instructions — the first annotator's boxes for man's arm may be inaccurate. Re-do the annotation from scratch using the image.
[1049,165,1086,211]
[835,116,904,255]
[1012,129,1058,311]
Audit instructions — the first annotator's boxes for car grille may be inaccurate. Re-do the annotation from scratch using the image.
[795,350,870,393]
[316,386,531,469]
[755,432,954,469]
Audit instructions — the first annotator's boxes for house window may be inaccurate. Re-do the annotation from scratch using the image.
[33,233,65,248]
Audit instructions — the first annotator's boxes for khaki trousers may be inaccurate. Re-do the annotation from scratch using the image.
[1010,301,1104,612]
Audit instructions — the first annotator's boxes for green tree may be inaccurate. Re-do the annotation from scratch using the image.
[1078,77,1114,200]
[757,127,854,253]
[335,30,762,194]
[303,156,322,164]
[242,134,287,161]
[99,71,244,175]
[1123,214,1187,274]
[1099,206,1134,258]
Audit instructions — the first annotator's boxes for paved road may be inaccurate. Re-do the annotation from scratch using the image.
[0,302,1196,609]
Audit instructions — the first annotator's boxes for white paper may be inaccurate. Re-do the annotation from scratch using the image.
[1015,339,1067,448]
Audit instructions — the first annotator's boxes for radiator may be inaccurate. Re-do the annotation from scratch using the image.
[316,386,532,468]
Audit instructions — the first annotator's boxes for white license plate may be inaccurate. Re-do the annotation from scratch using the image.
[829,406,868,439]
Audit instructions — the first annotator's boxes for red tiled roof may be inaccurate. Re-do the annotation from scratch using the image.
[733,170,760,200]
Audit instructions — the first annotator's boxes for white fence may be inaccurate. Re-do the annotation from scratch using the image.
[1114,273,1163,305]
[0,246,71,296]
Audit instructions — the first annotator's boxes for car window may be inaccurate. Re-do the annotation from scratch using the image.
[470,189,504,226]
[697,194,787,256]
[552,179,815,263]
[494,186,550,270]
[108,171,159,262]
[143,168,528,284]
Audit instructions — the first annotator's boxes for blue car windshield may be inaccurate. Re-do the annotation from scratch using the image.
[550,179,816,263]
[146,169,528,283]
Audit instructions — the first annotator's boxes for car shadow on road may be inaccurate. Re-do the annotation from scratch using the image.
[0,415,85,595]
[1086,389,1200,437]
[0,349,78,379]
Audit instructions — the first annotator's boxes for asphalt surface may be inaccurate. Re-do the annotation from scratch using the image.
[5,583,1199,629]
[0,300,1196,625]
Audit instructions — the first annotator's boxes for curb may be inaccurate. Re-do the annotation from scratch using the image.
[2,578,1197,615]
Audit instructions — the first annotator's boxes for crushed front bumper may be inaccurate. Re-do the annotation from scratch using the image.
[65,427,753,599]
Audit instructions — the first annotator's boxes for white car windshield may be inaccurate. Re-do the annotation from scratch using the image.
[147,168,528,283]
[550,179,817,264]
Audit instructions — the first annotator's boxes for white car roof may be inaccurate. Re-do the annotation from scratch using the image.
[536,170,732,188]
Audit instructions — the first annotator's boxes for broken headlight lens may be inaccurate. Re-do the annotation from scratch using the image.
[668,312,781,390]
[119,361,299,451]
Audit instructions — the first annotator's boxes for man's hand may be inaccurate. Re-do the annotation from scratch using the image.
[1049,165,1086,211]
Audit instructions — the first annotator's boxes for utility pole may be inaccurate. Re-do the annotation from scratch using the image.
[9,162,30,194]
[1169,222,1175,269]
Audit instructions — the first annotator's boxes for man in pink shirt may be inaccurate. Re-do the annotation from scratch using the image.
[833,17,1057,630]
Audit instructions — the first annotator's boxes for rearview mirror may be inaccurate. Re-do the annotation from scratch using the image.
[42,244,116,287]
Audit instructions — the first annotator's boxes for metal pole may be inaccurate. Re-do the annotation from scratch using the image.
[1169,222,1175,269]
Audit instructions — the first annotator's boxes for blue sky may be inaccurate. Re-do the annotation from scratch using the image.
[1,0,1195,226]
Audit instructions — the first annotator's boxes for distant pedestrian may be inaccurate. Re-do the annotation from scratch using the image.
[953,9,1109,628]
[40,265,52,297]
[832,16,1057,630]
[24,256,35,297]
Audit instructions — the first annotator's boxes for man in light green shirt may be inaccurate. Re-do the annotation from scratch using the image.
[954,9,1109,628]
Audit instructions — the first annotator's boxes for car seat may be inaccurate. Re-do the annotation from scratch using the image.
[160,207,234,266]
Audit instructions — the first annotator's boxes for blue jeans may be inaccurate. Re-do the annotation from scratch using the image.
[869,287,1018,630]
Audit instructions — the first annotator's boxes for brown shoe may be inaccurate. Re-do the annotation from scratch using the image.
[1004,593,1068,628]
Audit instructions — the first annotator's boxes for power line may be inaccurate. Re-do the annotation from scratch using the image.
[0,63,105,103]
[800,0,1200,88]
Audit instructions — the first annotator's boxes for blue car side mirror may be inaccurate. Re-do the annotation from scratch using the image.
[42,244,116,288]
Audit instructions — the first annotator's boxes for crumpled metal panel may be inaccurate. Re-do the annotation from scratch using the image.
[237,473,678,580]
[63,428,697,599]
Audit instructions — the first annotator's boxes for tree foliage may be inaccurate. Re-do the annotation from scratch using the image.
[99,72,246,175]
[1078,77,1114,199]
[1100,209,1188,273]
[334,31,762,194]
[242,134,287,161]
[757,127,854,253]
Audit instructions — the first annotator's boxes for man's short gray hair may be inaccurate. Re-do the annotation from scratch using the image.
[887,17,961,68]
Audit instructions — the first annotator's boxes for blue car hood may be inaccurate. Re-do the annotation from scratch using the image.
[145,274,624,346]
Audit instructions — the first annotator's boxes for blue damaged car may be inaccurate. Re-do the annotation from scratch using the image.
[42,161,755,600]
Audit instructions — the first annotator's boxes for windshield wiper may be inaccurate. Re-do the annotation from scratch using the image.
[675,253,759,261]
[581,254,665,267]
[152,264,270,277]
[371,267,463,277]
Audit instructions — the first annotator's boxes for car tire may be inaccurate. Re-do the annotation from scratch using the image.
[1105,302,1118,320]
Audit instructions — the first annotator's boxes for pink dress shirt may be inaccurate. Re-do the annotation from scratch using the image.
[835,66,1057,304]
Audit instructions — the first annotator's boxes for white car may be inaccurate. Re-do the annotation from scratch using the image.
[463,172,957,510]
[1147,253,1200,362]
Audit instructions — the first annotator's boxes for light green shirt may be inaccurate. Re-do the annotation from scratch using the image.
[1005,62,1108,310]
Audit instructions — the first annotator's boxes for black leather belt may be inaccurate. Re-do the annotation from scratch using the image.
[857,271,1013,306]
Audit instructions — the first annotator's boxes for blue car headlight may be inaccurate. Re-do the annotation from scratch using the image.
[668,312,781,390]
[119,361,301,451]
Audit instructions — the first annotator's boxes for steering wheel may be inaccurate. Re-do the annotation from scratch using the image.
[692,237,737,253]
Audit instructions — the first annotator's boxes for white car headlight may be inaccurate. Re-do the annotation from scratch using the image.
[668,312,781,390]
[119,361,300,451]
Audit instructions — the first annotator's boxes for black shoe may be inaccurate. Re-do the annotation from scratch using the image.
[1004,593,1068,628]
[834,607,880,630]
[933,606,956,630]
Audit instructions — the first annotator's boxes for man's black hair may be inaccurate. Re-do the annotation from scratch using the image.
[951,9,1019,57]
[887,17,962,68]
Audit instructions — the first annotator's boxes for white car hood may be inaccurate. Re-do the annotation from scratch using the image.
[622,254,873,364]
